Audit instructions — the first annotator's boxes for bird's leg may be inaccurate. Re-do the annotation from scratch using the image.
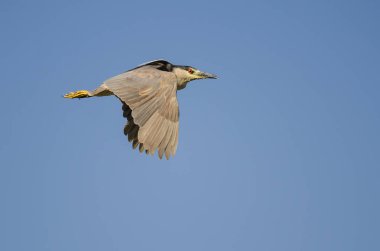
[91,85,113,97]
[64,84,112,99]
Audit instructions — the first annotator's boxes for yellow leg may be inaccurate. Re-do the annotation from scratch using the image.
[64,90,91,99]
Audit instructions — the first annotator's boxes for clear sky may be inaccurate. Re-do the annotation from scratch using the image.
[1,0,379,250]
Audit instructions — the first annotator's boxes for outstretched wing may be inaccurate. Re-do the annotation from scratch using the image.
[104,65,179,159]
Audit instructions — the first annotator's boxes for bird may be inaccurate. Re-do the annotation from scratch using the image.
[64,59,217,159]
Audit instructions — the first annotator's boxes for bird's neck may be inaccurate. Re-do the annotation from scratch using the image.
[177,82,188,90]
[172,68,191,90]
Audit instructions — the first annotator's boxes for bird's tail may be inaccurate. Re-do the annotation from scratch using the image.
[64,90,92,99]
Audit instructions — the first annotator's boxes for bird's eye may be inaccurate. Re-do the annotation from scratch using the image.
[188,68,194,74]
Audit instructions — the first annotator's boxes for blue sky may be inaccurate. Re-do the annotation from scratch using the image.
[1,0,379,250]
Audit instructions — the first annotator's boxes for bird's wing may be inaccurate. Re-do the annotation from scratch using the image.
[104,66,179,159]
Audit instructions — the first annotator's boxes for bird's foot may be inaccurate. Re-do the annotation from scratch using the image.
[64,90,91,99]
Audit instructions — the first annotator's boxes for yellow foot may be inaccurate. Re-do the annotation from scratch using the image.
[64,90,91,99]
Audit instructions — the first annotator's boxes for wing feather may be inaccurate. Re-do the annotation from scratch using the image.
[104,66,179,159]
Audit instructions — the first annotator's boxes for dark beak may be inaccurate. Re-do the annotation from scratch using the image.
[199,71,218,79]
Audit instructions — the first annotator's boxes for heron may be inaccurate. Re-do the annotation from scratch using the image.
[64,59,217,159]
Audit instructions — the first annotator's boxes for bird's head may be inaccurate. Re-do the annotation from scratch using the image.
[173,65,217,88]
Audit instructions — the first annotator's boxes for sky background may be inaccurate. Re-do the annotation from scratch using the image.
[1,0,379,250]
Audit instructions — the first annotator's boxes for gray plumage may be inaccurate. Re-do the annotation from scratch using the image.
[64,60,217,159]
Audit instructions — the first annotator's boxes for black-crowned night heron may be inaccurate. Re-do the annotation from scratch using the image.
[64,60,217,159]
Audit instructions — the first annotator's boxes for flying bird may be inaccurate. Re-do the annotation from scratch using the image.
[64,60,217,159]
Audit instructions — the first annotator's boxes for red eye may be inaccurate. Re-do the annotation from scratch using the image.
[188,68,194,74]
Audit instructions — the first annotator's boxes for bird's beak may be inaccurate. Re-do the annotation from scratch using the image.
[198,71,218,79]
